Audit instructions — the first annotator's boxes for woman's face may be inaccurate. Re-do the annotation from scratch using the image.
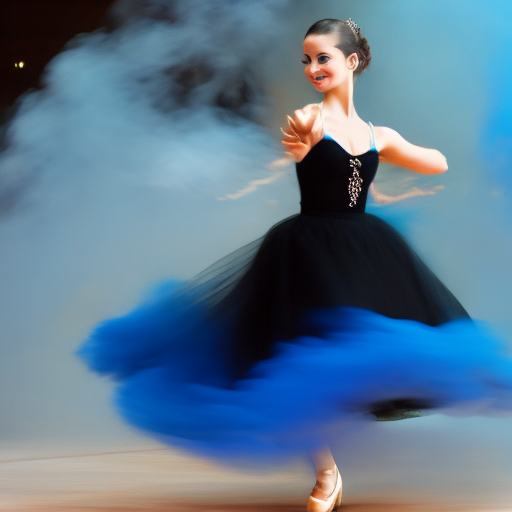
[302,33,357,91]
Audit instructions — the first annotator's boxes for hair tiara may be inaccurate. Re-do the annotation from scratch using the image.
[345,18,361,39]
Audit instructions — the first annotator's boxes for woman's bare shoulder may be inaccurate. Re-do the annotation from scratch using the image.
[372,125,396,141]
[372,125,403,153]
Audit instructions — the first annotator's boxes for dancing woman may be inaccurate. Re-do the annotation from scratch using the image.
[78,18,512,512]
[281,18,454,512]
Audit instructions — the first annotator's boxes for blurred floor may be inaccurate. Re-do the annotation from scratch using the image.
[1,444,511,511]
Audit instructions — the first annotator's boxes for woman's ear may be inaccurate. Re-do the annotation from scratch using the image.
[347,53,359,71]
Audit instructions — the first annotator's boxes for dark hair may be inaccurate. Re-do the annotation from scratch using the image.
[304,19,371,78]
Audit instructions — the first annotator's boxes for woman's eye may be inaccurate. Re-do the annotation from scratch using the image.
[301,56,329,65]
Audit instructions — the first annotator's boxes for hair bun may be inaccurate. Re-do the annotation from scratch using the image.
[355,35,371,76]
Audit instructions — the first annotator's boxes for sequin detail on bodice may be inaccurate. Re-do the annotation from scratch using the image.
[295,103,379,214]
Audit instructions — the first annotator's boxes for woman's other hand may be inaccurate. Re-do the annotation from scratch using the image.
[280,104,324,162]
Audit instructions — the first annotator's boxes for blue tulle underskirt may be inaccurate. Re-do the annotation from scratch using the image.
[77,277,512,466]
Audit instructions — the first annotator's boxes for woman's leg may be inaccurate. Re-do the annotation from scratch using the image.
[309,443,340,500]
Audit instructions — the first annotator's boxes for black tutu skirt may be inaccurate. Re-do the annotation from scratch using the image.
[77,210,512,466]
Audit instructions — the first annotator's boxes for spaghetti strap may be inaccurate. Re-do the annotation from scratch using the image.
[367,121,376,151]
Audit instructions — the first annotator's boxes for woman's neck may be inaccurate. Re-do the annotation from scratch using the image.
[322,81,358,123]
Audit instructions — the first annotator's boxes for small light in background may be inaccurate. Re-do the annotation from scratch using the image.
[15,61,25,68]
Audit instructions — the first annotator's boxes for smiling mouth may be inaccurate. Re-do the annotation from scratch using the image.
[314,76,327,82]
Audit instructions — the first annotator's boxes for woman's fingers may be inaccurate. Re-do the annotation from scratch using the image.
[281,105,321,162]
[281,139,306,149]
[283,105,319,140]
[286,115,302,136]
[280,126,298,139]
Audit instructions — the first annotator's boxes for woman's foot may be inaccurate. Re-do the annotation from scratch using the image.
[309,445,342,511]
[307,464,342,512]
[310,464,338,500]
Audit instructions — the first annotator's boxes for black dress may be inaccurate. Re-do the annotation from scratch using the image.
[77,115,512,466]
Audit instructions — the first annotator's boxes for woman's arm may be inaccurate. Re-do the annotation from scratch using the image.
[376,126,448,174]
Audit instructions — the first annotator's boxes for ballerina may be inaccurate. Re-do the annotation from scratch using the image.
[77,17,512,512]
[281,17,453,511]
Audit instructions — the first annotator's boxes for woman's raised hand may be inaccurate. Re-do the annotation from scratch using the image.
[280,104,324,162]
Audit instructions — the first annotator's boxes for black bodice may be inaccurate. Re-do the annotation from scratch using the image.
[296,137,379,213]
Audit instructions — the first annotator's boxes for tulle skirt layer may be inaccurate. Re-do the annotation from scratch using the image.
[77,211,512,465]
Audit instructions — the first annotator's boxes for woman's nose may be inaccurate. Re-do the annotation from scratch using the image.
[309,63,321,74]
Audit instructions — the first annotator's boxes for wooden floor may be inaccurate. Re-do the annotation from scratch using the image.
[1,445,511,512]
[2,505,511,512]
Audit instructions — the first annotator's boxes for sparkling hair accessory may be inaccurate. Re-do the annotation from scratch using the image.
[345,18,361,39]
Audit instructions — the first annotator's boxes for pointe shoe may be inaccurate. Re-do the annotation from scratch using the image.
[307,464,343,512]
